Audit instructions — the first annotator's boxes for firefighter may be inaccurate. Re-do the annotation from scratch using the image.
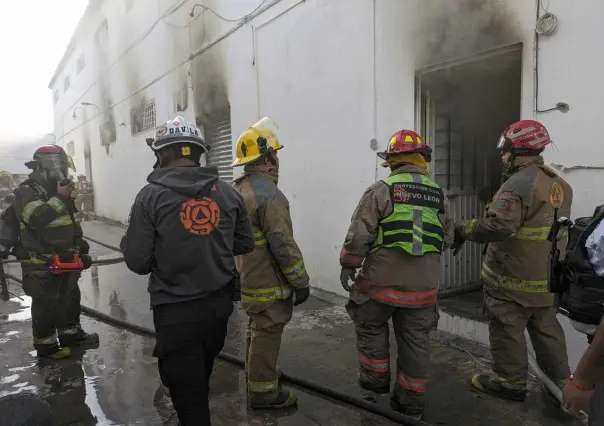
[121,116,254,426]
[454,120,573,401]
[232,117,310,409]
[340,130,454,420]
[13,145,96,359]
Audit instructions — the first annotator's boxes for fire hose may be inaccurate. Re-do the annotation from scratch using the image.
[1,236,430,426]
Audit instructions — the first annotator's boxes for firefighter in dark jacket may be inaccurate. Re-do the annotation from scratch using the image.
[120,116,254,426]
[13,145,96,359]
[340,130,454,420]
[454,120,573,402]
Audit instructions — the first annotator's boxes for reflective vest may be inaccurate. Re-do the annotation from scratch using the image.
[373,173,445,256]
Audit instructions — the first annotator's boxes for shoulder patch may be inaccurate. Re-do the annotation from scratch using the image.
[497,199,514,211]
[549,182,564,208]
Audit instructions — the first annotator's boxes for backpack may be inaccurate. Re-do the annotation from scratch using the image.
[0,204,20,251]
[557,205,604,326]
[0,181,49,254]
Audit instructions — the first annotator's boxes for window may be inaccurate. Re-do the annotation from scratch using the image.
[95,19,109,46]
[126,0,134,12]
[100,113,117,146]
[173,86,188,112]
[53,90,59,104]
[130,99,156,135]
[66,141,75,157]
[64,75,70,92]
[204,108,233,182]
[76,53,86,74]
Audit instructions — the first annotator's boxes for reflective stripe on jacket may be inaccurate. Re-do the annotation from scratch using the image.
[460,156,573,307]
[234,165,310,314]
[340,164,454,308]
[14,173,87,258]
[372,173,445,256]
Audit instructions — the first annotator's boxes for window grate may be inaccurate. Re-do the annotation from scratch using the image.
[76,53,86,74]
[100,114,117,146]
[66,141,75,157]
[130,99,156,135]
[204,108,233,182]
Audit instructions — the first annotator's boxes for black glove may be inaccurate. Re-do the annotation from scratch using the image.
[293,287,310,307]
[451,226,466,256]
[81,254,93,270]
[340,267,357,292]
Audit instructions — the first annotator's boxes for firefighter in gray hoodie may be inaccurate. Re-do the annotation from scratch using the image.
[121,116,254,426]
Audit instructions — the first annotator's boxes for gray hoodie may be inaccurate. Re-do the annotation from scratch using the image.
[120,166,254,307]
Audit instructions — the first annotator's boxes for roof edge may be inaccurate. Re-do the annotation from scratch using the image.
[47,3,94,89]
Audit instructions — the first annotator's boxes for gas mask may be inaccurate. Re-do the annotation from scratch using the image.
[38,153,71,187]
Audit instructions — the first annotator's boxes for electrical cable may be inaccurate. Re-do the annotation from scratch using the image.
[190,0,267,23]
[55,0,286,145]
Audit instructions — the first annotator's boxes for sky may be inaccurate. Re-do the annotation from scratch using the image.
[0,0,88,146]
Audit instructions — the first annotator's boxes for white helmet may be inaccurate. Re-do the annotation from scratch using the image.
[149,116,209,153]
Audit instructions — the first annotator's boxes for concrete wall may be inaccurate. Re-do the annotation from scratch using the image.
[50,0,196,221]
[50,0,604,293]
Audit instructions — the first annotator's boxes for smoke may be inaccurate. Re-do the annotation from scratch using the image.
[414,0,522,68]
[190,2,229,122]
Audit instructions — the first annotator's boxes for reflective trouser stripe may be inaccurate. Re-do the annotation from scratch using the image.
[481,264,548,293]
[282,259,306,283]
[241,286,293,302]
[248,380,279,393]
[254,231,266,247]
[358,353,389,373]
[34,334,57,345]
[58,326,81,336]
[397,371,428,394]
[361,285,438,307]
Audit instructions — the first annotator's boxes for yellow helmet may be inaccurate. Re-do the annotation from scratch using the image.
[232,117,283,167]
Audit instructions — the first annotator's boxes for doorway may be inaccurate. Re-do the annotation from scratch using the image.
[415,43,523,295]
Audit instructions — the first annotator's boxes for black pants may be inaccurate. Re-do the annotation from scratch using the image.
[21,266,83,355]
[153,291,233,426]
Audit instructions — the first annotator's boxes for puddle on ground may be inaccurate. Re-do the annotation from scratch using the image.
[0,381,38,398]
[0,374,20,385]
[84,374,119,425]
[4,331,20,336]
[5,295,32,322]
[9,363,36,373]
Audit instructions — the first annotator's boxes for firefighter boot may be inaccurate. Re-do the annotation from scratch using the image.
[359,381,390,395]
[471,374,526,402]
[249,390,298,409]
[60,332,100,349]
[38,347,72,360]
[390,395,423,421]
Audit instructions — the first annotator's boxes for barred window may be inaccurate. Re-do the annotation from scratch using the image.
[100,113,117,146]
[130,99,156,135]
[95,20,108,46]
[66,141,75,157]
[64,75,70,92]
[76,53,86,74]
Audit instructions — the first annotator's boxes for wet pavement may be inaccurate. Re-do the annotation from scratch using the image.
[0,220,588,425]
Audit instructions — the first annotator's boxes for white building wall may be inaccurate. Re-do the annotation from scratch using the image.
[50,0,604,294]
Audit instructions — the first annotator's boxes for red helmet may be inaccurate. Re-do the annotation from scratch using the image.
[497,120,551,153]
[26,145,70,180]
[378,130,432,161]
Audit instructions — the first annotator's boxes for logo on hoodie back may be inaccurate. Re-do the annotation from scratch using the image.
[179,196,221,236]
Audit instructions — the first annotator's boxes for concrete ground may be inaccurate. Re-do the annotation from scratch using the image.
[0,220,585,425]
